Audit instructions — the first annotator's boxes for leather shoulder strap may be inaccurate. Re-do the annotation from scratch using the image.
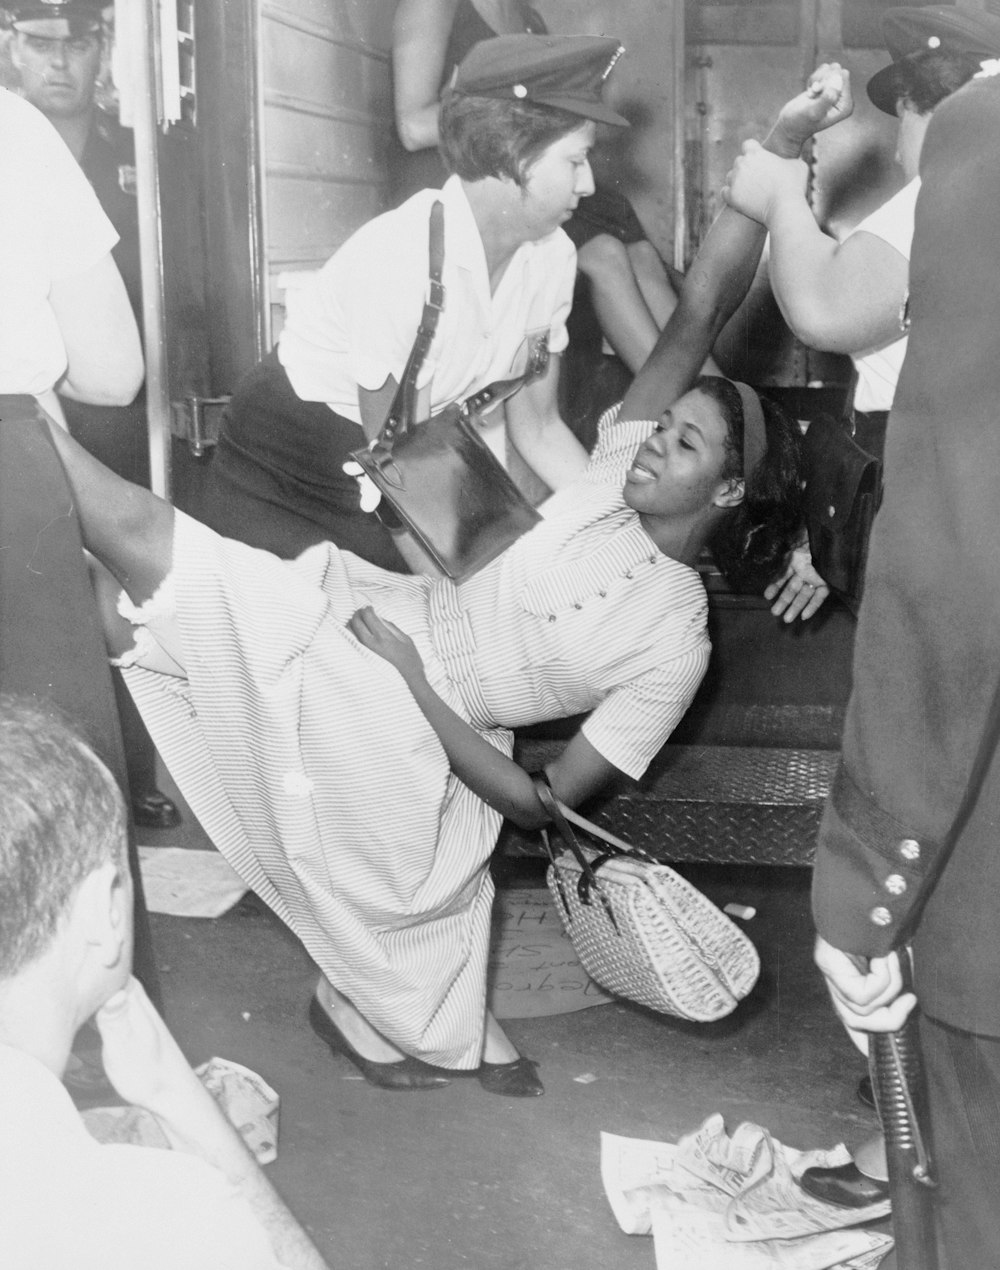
[378,200,445,448]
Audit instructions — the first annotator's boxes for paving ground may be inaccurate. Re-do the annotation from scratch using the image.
[131,768,890,1270]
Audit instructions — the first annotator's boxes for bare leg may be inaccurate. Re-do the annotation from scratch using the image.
[577,234,661,374]
[313,975,408,1063]
[482,1009,519,1064]
[627,239,680,329]
[44,412,174,606]
[853,1131,888,1181]
[315,975,520,1067]
[628,241,723,376]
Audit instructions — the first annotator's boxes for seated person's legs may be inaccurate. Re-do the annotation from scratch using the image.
[577,232,662,374]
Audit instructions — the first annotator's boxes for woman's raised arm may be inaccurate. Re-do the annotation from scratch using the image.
[621,63,854,421]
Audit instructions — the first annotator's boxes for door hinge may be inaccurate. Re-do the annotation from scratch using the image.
[170,395,231,456]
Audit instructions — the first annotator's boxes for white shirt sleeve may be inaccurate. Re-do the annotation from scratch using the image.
[582,642,710,779]
[0,90,118,395]
[846,177,920,262]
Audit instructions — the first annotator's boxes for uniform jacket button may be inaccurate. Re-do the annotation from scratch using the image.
[870,906,893,927]
[884,873,907,896]
[899,838,921,862]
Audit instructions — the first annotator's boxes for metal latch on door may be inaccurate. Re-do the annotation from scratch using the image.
[170,395,231,456]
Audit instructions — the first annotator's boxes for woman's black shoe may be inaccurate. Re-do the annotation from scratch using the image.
[307,997,450,1091]
[477,1056,544,1097]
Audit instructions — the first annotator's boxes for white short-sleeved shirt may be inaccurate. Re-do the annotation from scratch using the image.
[277,175,576,423]
[0,1045,284,1270]
[845,178,919,413]
[0,89,118,399]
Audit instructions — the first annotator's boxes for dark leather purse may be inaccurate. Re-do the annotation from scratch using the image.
[802,413,885,615]
[349,201,544,581]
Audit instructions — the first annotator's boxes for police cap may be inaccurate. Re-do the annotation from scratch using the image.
[3,0,104,33]
[451,34,629,128]
[867,5,1000,113]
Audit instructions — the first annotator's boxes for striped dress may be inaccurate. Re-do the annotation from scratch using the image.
[122,410,710,1067]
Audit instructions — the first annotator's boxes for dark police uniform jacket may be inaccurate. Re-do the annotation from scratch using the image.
[812,71,1000,1038]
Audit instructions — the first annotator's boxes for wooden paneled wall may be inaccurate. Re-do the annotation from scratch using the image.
[539,0,684,265]
[258,0,395,341]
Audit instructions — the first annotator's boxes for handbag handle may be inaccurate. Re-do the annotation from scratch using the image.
[531,773,620,932]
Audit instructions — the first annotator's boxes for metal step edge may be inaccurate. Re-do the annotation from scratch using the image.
[513,741,838,807]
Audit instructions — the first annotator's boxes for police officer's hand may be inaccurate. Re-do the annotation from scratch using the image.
[814,937,917,1055]
[723,141,809,227]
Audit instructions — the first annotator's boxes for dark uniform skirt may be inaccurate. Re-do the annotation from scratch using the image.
[200,350,407,570]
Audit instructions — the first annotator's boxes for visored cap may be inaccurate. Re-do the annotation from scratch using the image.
[867,4,1000,113]
[4,0,104,32]
[452,34,629,128]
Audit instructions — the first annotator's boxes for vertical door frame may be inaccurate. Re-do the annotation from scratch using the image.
[195,0,268,391]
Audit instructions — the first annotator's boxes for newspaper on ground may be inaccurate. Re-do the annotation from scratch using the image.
[138,846,249,918]
[601,1114,892,1270]
[82,1057,279,1164]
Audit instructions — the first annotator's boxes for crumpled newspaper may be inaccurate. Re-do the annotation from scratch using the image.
[601,1114,892,1270]
[81,1057,279,1165]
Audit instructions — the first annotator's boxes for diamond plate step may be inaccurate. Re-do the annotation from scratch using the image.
[502,739,839,867]
[670,702,846,749]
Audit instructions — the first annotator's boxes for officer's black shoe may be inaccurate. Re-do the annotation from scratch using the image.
[798,1162,890,1209]
[132,789,182,829]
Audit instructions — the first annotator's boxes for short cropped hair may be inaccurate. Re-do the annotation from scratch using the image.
[438,89,587,184]
[893,48,986,115]
[0,696,126,977]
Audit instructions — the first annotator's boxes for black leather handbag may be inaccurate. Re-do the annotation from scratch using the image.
[349,201,545,582]
[802,413,885,615]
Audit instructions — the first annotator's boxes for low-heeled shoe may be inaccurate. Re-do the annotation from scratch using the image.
[307,997,449,1091]
[131,790,182,830]
[477,1056,544,1097]
[798,1161,890,1209]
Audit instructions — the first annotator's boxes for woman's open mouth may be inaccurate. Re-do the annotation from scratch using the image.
[627,457,657,483]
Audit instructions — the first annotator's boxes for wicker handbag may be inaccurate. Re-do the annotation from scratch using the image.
[532,776,760,1022]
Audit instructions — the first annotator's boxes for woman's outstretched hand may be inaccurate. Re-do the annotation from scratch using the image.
[767,62,854,156]
[765,542,830,622]
[349,605,425,681]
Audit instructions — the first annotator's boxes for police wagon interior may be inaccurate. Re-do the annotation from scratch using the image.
[1,1,947,1265]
